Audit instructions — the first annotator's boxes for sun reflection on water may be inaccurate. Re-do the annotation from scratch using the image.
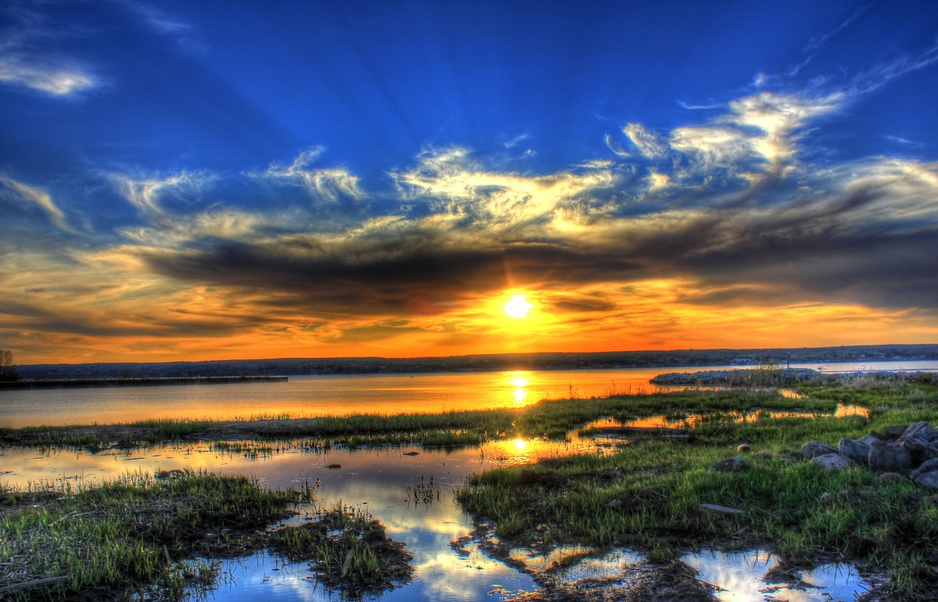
[506,371,537,406]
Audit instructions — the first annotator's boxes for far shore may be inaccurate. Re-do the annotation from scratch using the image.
[0,375,287,391]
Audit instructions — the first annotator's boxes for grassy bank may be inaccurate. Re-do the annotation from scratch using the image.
[3,374,938,598]
[457,377,938,601]
[0,409,520,451]
[0,472,412,601]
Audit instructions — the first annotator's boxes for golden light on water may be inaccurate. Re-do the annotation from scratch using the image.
[514,438,527,451]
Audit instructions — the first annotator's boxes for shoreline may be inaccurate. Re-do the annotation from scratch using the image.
[0,375,287,391]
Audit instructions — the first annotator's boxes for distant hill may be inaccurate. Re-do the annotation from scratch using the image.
[13,344,938,380]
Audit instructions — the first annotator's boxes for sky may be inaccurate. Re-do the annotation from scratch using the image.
[1,0,938,364]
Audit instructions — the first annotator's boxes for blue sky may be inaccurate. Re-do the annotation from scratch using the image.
[2,0,938,363]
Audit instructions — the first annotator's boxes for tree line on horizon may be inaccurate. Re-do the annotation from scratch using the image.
[10,344,938,381]
[0,349,17,382]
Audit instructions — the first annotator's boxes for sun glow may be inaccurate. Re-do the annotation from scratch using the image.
[503,294,533,319]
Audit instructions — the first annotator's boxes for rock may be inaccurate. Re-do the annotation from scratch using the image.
[801,441,838,459]
[910,458,938,480]
[858,434,883,446]
[878,472,908,484]
[900,420,931,442]
[868,444,913,471]
[700,503,743,514]
[913,471,938,490]
[712,456,749,472]
[813,453,856,472]
[899,438,938,464]
[839,438,870,464]
[884,425,909,438]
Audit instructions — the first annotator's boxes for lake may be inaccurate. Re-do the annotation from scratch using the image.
[3,361,934,601]
[3,361,936,429]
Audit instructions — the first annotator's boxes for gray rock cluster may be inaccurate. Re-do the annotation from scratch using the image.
[802,420,938,488]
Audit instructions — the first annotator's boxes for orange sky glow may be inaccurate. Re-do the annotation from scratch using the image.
[2,3,938,365]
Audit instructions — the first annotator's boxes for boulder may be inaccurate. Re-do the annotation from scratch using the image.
[858,434,883,446]
[884,425,909,438]
[913,471,938,490]
[900,420,931,442]
[712,456,749,472]
[839,438,870,464]
[801,441,838,459]
[813,453,856,472]
[899,438,938,464]
[910,457,938,480]
[868,444,913,471]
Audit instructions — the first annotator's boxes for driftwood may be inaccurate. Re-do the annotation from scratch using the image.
[0,575,70,594]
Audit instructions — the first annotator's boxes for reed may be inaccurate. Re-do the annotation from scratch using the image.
[0,471,309,600]
[457,379,938,601]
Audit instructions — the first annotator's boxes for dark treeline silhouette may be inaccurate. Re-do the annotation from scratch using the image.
[12,344,938,381]
[0,349,18,382]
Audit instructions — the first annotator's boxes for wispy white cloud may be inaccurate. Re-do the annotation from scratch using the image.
[263,148,366,203]
[804,4,871,53]
[788,4,872,77]
[678,100,722,110]
[109,0,200,52]
[622,123,670,159]
[0,175,79,233]
[0,55,99,95]
[0,4,102,97]
[392,147,617,232]
[618,91,842,187]
[847,42,938,96]
[110,171,214,218]
[501,132,530,149]
[883,135,925,148]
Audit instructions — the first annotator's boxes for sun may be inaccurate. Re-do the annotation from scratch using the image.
[503,294,533,319]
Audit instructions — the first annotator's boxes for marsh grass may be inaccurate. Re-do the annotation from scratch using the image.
[269,502,413,598]
[458,379,938,601]
[0,470,311,600]
[0,409,520,452]
[5,376,938,598]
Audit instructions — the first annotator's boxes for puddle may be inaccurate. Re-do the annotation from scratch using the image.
[580,404,870,440]
[0,435,879,601]
[684,549,872,602]
[466,544,875,602]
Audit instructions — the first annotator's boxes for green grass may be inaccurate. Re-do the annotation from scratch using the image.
[4,376,938,598]
[0,409,520,451]
[456,379,938,601]
[0,471,415,601]
[0,470,308,600]
[269,502,413,598]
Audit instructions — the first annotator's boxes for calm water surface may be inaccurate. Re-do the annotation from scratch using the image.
[3,361,935,428]
[3,361,926,600]
[0,437,875,602]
